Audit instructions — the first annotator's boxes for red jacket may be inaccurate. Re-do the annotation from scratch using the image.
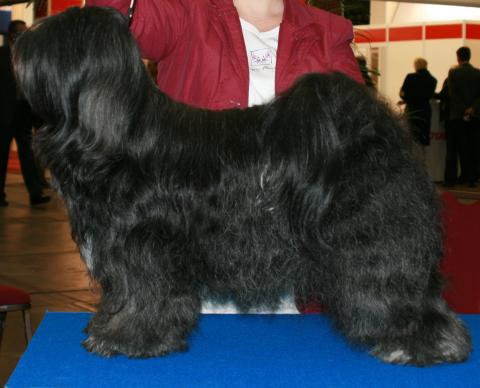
[88,0,363,109]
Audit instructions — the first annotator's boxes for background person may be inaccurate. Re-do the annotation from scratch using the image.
[0,20,50,207]
[399,58,437,149]
[447,46,480,187]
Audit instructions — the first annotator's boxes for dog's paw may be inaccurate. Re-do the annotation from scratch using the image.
[83,335,119,357]
[370,339,470,366]
[370,315,472,366]
[83,333,188,358]
[370,346,413,365]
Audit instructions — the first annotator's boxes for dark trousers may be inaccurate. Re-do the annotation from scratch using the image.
[472,118,480,182]
[445,118,480,185]
[0,101,42,200]
[407,105,432,146]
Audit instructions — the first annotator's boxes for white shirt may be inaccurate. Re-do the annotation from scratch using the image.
[240,18,280,107]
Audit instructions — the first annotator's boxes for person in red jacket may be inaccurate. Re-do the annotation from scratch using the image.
[87,0,363,110]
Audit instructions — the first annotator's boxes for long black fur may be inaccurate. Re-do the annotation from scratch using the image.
[14,7,471,365]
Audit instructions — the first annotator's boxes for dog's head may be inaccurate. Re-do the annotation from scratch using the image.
[14,7,152,147]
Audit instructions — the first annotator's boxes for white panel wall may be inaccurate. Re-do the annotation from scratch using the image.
[11,3,33,26]
[465,39,480,67]
[355,36,478,101]
[364,2,480,181]
[382,41,424,104]
[371,1,480,23]
[393,3,480,23]
[381,0,480,8]
[424,38,465,87]
[370,1,401,24]
[355,38,471,100]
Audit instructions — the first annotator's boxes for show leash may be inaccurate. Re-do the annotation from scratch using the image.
[127,0,137,26]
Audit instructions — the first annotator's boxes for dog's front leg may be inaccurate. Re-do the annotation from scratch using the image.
[84,288,200,358]
[81,234,201,358]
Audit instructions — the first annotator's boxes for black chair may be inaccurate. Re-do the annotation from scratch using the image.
[0,284,32,348]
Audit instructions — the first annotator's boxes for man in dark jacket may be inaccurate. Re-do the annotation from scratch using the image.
[447,46,480,187]
[0,20,50,206]
[400,58,437,148]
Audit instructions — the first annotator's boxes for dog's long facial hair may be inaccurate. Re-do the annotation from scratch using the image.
[14,7,471,365]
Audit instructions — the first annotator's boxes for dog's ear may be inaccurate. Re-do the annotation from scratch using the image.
[13,15,64,125]
[13,7,152,151]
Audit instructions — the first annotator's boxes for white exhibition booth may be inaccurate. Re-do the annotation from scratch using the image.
[355,1,480,181]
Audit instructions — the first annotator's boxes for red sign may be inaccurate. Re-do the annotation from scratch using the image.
[425,24,463,40]
[389,26,423,42]
[355,28,386,43]
[466,24,480,40]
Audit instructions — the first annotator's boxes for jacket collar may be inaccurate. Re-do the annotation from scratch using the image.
[209,0,324,99]
[283,0,320,29]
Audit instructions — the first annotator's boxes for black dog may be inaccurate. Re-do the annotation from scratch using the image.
[14,7,471,365]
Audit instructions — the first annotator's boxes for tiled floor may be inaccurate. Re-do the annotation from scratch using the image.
[0,172,479,385]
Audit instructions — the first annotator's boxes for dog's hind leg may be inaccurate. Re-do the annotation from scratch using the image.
[291,158,471,365]
[325,259,472,366]
[280,71,471,365]
[82,223,201,358]
[369,300,472,366]
[309,184,472,366]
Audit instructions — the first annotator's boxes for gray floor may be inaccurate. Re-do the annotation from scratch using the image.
[1,171,479,385]
[0,174,98,386]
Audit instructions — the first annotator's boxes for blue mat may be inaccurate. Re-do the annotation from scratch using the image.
[7,313,480,387]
